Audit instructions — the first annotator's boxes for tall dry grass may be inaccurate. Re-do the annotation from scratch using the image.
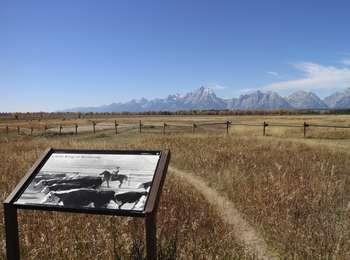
[2,113,350,140]
[139,133,350,258]
[1,113,350,258]
[0,135,248,259]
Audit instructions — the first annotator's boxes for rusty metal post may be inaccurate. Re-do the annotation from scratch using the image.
[226,121,230,134]
[303,122,309,138]
[139,120,142,134]
[162,123,166,135]
[59,125,62,135]
[4,204,20,260]
[263,121,268,136]
[145,213,157,260]
[17,126,20,135]
[30,127,33,136]
[75,124,78,135]
[192,123,196,134]
[44,125,48,135]
[93,121,96,134]
[6,125,9,135]
[114,120,118,135]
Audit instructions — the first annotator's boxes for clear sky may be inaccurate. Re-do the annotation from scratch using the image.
[1,0,350,112]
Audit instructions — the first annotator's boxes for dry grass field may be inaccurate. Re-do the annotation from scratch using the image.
[1,114,350,259]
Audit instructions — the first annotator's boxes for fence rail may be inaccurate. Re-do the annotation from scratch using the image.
[1,120,350,138]
[308,124,350,129]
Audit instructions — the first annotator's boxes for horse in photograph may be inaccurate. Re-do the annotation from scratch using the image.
[100,167,128,188]
[114,191,148,209]
[99,170,113,188]
[43,188,116,208]
[111,173,128,188]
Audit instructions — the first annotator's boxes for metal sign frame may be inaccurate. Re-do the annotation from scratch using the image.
[4,148,170,260]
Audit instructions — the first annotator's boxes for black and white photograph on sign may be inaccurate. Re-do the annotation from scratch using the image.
[14,152,160,211]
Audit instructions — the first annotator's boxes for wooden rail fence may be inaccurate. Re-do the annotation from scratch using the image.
[1,120,350,138]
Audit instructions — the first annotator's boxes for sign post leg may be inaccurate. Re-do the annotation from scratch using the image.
[4,204,20,260]
[145,213,157,260]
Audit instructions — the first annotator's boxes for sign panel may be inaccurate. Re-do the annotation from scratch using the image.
[4,148,170,260]
[14,151,160,212]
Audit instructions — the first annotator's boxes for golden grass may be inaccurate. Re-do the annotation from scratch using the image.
[0,136,247,259]
[139,133,350,258]
[2,114,350,140]
[1,114,350,258]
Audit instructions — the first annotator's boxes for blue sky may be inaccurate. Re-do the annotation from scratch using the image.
[1,0,350,112]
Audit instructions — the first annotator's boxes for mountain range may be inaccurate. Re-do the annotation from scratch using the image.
[64,86,350,112]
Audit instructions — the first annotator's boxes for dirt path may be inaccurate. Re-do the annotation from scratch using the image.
[169,167,277,260]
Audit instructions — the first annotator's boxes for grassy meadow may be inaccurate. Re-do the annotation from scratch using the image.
[0,114,350,259]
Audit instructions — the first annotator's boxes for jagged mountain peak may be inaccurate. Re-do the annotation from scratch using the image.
[181,86,226,109]
[287,90,317,99]
[324,87,350,108]
[287,90,328,109]
[231,90,292,110]
[185,86,215,98]
[197,86,215,94]
[63,86,350,112]
[167,93,182,100]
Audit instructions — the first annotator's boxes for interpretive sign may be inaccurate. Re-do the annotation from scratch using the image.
[4,148,170,260]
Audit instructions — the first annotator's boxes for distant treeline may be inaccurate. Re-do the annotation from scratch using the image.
[1,108,350,120]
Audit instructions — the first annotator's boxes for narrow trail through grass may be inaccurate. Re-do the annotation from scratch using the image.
[169,166,278,260]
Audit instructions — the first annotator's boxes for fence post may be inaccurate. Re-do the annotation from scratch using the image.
[59,125,62,135]
[192,123,196,134]
[163,123,166,135]
[226,121,230,134]
[17,126,20,135]
[6,125,9,135]
[139,120,142,134]
[303,122,309,138]
[30,127,33,136]
[263,121,268,136]
[4,205,20,260]
[92,121,96,134]
[75,124,78,135]
[115,120,118,135]
[44,125,48,135]
[145,213,157,260]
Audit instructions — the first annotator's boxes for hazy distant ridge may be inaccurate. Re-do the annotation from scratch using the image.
[286,90,328,109]
[64,87,350,112]
[324,88,350,109]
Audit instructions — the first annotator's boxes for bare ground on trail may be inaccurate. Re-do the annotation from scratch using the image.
[169,166,278,260]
